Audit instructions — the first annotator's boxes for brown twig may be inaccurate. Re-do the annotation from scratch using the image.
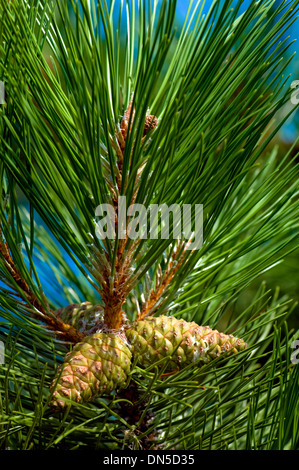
[96,97,158,330]
[117,381,163,450]
[138,238,194,321]
[0,227,84,343]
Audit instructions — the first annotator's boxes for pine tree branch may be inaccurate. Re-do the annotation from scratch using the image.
[0,225,84,343]
[138,239,194,320]
[0,0,299,449]
[91,98,158,329]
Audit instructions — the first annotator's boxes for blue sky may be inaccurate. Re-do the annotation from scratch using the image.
[177,0,299,142]
[101,0,299,141]
[176,1,298,65]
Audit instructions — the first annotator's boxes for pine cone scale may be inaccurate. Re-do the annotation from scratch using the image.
[50,332,132,410]
[126,316,247,371]
[50,309,246,409]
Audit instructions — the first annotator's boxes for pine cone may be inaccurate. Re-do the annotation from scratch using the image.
[126,315,247,371]
[55,301,104,334]
[50,332,132,410]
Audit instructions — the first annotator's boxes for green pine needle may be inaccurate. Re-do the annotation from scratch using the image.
[0,0,299,450]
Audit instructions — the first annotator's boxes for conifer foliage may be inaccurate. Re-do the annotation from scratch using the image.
[0,0,299,450]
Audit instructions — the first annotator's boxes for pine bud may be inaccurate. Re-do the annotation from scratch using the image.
[55,301,104,335]
[143,114,158,136]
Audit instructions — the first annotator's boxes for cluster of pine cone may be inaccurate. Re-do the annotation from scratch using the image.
[50,302,247,410]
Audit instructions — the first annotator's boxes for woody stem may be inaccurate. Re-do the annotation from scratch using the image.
[0,227,84,343]
[101,98,158,329]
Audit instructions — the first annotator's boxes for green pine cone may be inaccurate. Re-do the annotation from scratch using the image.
[50,332,132,410]
[126,315,247,371]
[55,301,104,334]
